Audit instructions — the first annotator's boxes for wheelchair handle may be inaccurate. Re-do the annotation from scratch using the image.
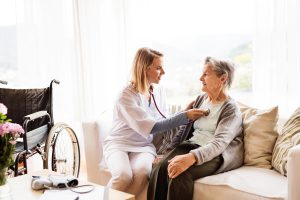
[24,111,50,121]
[0,80,8,85]
[52,79,60,85]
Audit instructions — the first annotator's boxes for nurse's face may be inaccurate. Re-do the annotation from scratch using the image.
[146,57,165,84]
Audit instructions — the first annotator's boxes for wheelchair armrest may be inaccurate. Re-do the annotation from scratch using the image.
[0,80,8,85]
[24,111,49,121]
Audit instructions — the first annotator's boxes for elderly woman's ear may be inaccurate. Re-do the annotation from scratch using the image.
[220,74,228,84]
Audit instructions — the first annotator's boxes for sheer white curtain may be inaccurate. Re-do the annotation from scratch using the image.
[15,0,130,121]
[253,0,300,117]
[75,0,130,120]
[15,0,82,122]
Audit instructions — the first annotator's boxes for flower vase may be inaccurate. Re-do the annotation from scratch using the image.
[0,168,11,200]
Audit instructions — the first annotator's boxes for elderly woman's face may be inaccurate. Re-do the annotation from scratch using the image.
[200,64,224,95]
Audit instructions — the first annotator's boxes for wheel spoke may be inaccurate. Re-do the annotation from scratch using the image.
[44,123,80,177]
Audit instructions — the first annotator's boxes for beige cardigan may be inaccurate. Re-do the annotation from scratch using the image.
[167,93,244,173]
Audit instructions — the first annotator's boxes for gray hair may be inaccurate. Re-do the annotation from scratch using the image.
[205,57,235,88]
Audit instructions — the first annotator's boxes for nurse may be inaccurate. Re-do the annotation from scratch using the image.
[103,47,207,196]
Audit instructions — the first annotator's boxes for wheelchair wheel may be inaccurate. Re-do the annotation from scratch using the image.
[44,122,80,177]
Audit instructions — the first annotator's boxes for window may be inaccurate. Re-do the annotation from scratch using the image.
[126,0,254,106]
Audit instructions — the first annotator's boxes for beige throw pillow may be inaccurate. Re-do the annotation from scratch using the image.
[238,103,279,169]
[272,107,300,176]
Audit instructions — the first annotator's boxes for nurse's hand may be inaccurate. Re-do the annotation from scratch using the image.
[152,154,164,166]
[186,108,209,121]
[184,100,195,111]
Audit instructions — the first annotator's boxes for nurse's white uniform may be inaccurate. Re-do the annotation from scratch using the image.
[103,84,167,195]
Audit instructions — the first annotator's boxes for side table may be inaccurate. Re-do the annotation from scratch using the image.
[7,169,135,200]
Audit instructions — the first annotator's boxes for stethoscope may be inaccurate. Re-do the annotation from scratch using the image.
[148,85,167,119]
[148,85,210,121]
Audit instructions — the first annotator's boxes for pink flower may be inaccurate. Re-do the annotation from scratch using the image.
[0,122,24,137]
[0,103,7,115]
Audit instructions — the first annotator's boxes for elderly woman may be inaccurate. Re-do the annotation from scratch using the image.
[147,57,244,200]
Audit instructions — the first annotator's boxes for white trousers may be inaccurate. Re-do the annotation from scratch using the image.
[105,150,155,196]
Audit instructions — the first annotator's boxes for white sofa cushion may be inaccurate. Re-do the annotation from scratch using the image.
[194,183,284,200]
[197,166,287,199]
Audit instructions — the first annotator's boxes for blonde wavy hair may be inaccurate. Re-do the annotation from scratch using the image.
[130,47,163,94]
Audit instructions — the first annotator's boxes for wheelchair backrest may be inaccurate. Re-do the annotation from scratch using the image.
[0,87,52,130]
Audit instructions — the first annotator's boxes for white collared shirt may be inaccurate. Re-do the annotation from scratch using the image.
[104,84,167,156]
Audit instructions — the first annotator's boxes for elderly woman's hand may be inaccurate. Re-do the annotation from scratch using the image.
[186,108,209,121]
[167,153,196,179]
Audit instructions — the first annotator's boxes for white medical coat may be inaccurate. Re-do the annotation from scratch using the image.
[103,85,168,157]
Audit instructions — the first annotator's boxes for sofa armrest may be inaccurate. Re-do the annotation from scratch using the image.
[82,121,102,184]
[288,144,300,200]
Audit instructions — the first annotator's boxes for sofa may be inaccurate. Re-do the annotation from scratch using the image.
[82,106,300,200]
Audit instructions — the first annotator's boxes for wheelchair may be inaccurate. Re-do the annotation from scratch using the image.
[0,79,80,177]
